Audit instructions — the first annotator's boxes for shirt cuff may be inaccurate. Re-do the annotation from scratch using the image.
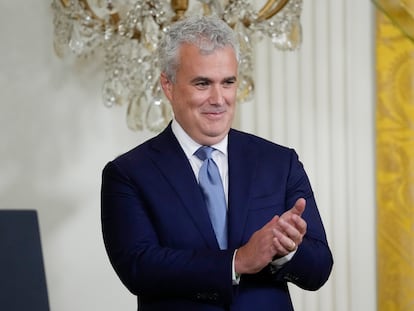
[271,249,297,269]
[232,249,241,285]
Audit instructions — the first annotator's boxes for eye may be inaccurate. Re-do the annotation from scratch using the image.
[223,78,237,88]
[193,79,211,89]
[195,81,209,87]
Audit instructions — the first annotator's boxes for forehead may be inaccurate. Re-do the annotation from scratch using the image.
[178,41,236,57]
[177,43,238,76]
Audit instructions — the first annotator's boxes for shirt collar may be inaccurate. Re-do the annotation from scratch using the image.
[171,119,228,158]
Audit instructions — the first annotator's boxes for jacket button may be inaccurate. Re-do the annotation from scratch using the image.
[210,293,219,301]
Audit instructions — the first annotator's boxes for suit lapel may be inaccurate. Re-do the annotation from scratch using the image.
[227,130,258,249]
[148,125,219,249]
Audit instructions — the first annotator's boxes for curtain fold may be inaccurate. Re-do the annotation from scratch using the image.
[375,6,414,311]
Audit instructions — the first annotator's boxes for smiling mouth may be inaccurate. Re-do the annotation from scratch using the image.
[202,111,226,120]
[201,108,226,115]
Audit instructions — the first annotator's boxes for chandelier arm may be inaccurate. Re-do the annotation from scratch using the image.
[256,0,290,21]
[59,0,70,7]
[58,0,291,36]
[202,3,212,16]
[78,0,121,25]
[59,0,142,39]
[171,0,189,20]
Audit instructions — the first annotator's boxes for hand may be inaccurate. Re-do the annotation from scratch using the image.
[235,215,280,274]
[272,198,307,258]
[235,198,307,274]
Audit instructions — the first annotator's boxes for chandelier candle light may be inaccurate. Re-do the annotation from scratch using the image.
[51,0,303,132]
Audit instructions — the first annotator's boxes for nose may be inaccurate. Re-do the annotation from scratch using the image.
[209,85,225,105]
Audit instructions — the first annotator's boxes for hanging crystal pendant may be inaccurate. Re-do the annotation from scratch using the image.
[142,16,161,52]
[266,0,303,51]
[237,75,254,103]
[102,76,125,107]
[145,97,171,132]
[52,1,73,58]
[145,83,172,132]
[69,23,87,55]
[126,92,146,131]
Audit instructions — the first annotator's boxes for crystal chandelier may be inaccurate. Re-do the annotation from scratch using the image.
[51,0,303,132]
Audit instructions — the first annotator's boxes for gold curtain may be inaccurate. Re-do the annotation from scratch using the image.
[375,1,414,310]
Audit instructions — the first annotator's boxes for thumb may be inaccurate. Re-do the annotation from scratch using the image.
[291,198,306,216]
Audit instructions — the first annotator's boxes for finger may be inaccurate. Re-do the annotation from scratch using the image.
[272,236,290,257]
[270,214,280,224]
[272,229,296,252]
[276,218,304,246]
[291,214,307,235]
[264,215,280,230]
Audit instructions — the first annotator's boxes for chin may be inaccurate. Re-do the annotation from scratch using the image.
[204,127,229,141]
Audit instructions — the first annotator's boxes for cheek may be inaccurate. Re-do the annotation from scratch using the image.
[224,87,237,101]
[171,92,202,117]
[173,86,199,103]
[182,92,209,109]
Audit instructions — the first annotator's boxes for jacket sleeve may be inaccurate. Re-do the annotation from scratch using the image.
[101,160,235,304]
[271,149,333,290]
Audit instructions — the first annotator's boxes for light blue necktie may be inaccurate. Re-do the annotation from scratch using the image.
[195,146,228,250]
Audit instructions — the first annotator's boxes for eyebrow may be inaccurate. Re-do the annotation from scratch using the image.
[225,76,237,82]
[190,76,211,84]
[190,76,237,84]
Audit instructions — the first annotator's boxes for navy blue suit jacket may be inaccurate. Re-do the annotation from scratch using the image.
[101,124,333,311]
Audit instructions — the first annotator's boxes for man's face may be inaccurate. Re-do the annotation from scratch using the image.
[161,43,238,146]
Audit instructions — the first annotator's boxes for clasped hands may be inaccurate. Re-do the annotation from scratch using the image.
[235,198,307,275]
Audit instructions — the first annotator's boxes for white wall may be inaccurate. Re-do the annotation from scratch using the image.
[0,1,376,311]
[0,2,142,310]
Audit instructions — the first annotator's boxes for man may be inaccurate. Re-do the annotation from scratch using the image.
[101,15,333,311]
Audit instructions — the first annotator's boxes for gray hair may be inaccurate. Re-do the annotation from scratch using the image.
[158,15,240,82]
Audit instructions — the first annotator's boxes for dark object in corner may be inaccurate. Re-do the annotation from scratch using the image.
[0,210,50,311]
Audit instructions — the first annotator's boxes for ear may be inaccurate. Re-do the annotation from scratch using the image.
[160,72,173,102]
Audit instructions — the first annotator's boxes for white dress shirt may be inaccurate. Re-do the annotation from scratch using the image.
[171,119,229,203]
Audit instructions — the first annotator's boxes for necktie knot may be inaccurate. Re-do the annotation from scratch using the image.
[195,146,220,186]
[194,146,214,161]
